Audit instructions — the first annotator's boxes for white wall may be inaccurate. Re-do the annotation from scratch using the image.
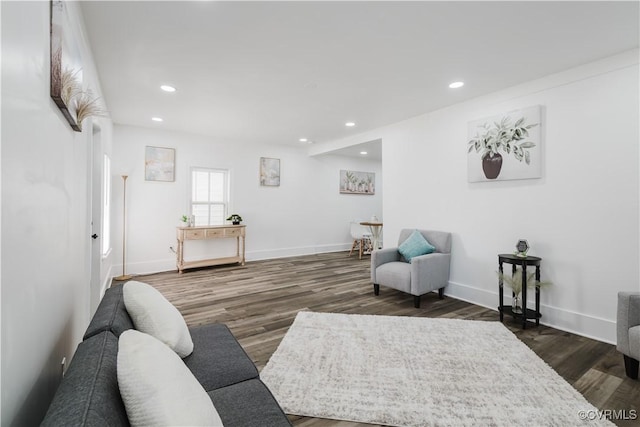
[112,125,383,275]
[1,2,112,424]
[317,50,640,344]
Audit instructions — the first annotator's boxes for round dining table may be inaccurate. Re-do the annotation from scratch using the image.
[360,221,383,251]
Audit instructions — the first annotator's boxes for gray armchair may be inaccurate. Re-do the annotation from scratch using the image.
[371,229,451,308]
[617,291,640,379]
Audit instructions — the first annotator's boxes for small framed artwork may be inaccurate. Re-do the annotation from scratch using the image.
[340,170,375,195]
[145,146,175,182]
[260,157,280,186]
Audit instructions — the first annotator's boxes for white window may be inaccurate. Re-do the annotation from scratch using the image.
[102,154,111,256]
[191,168,229,226]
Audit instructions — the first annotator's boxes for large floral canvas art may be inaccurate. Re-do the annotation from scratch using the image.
[467,105,542,182]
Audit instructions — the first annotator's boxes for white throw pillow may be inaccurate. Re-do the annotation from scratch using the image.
[123,280,194,358]
[117,330,224,426]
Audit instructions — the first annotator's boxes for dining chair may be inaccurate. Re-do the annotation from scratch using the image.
[349,221,372,259]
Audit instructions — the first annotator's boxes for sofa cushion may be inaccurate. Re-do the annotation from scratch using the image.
[41,332,129,427]
[398,230,435,262]
[117,330,223,426]
[83,284,134,341]
[375,262,412,292]
[123,281,194,358]
[185,323,259,391]
[208,379,292,427]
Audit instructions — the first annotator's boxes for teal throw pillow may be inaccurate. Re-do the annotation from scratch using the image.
[398,230,436,262]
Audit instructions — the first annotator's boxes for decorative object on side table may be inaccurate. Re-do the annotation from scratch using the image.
[498,254,546,329]
[497,267,551,315]
[515,239,530,257]
[226,214,243,225]
[179,215,189,227]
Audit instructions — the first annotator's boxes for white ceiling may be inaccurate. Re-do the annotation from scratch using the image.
[81,1,639,157]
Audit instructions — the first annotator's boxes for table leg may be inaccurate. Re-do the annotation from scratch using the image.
[522,264,527,329]
[241,235,246,265]
[177,239,184,274]
[499,261,504,321]
[368,226,381,251]
[374,227,380,250]
[511,264,516,318]
[535,265,541,326]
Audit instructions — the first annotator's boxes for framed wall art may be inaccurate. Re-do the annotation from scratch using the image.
[50,0,83,131]
[260,157,280,186]
[340,170,375,195]
[467,105,542,182]
[145,146,175,182]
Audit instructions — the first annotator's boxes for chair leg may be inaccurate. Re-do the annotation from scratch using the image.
[359,239,363,259]
[438,288,444,299]
[413,295,421,308]
[623,354,639,379]
[373,284,380,296]
[349,239,357,257]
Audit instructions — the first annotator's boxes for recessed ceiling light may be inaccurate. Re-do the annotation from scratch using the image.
[360,151,368,155]
[345,122,356,127]
[299,138,308,142]
[151,117,163,122]
[160,85,176,92]
[449,81,464,89]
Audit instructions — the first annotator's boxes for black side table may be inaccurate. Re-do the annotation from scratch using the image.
[498,254,542,329]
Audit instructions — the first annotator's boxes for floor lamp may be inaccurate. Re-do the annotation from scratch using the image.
[115,175,132,281]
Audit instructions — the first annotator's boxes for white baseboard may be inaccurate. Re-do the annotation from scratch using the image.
[445,280,616,345]
[246,243,352,261]
[110,253,616,344]
[117,259,177,277]
[113,243,353,277]
[100,265,113,296]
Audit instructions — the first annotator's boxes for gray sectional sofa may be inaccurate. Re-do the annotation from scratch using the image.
[41,284,292,426]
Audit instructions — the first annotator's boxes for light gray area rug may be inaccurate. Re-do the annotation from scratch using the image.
[260,311,613,427]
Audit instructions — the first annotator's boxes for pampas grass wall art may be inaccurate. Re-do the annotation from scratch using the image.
[50,0,106,132]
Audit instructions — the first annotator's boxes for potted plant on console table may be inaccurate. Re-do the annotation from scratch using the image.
[227,214,243,225]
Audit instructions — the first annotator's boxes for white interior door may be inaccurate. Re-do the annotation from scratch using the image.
[89,125,103,314]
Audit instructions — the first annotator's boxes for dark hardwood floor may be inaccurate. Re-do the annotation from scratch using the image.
[116,252,640,427]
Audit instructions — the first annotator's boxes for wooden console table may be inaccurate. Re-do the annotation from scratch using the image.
[176,225,246,273]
